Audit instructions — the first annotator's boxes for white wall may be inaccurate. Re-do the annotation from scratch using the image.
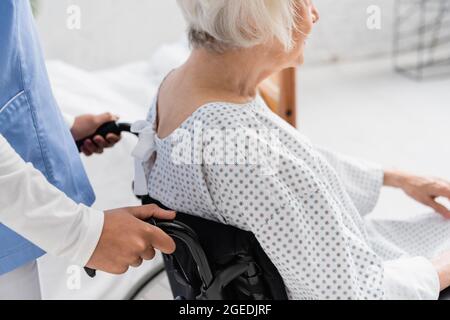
[305,0,395,64]
[34,0,395,70]
[35,0,186,70]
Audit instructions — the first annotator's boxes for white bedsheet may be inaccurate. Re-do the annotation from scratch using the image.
[38,42,189,300]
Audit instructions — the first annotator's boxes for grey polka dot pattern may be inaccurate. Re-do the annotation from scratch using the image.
[366,213,450,261]
[136,96,444,300]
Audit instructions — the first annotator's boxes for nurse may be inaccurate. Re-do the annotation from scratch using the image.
[0,0,176,299]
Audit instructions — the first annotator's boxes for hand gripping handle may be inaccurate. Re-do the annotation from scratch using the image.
[75,121,133,152]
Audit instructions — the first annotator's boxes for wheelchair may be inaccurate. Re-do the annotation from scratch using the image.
[141,196,288,300]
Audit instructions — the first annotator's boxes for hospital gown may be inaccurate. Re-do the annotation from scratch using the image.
[132,96,448,300]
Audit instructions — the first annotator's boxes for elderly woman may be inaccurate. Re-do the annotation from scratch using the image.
[133,0,450,299]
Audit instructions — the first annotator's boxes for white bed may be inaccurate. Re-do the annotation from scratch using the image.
[38,41,189,300]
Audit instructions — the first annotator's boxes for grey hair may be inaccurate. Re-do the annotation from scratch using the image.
[177,0,304,53]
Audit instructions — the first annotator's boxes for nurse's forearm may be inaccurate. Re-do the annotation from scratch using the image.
[0,135,104,266]
[0,135,176,274]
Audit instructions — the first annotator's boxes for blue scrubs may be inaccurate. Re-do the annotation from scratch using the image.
[0,0,95,275]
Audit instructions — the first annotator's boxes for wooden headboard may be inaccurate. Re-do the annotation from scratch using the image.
[259,68,297,127]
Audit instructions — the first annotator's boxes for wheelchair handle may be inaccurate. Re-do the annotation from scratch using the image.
[76,121,136,152]
[83,217,216,285]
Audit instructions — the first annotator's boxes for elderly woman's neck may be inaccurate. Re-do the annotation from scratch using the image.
[182,48,278,102]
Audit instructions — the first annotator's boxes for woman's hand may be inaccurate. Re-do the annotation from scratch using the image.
[384,170,450,218]
[71,113,121,156]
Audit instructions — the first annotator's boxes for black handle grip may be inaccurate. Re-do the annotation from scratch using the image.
[76,121,132,152]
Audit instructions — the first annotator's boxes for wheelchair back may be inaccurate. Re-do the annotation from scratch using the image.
[142,196,288,300]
